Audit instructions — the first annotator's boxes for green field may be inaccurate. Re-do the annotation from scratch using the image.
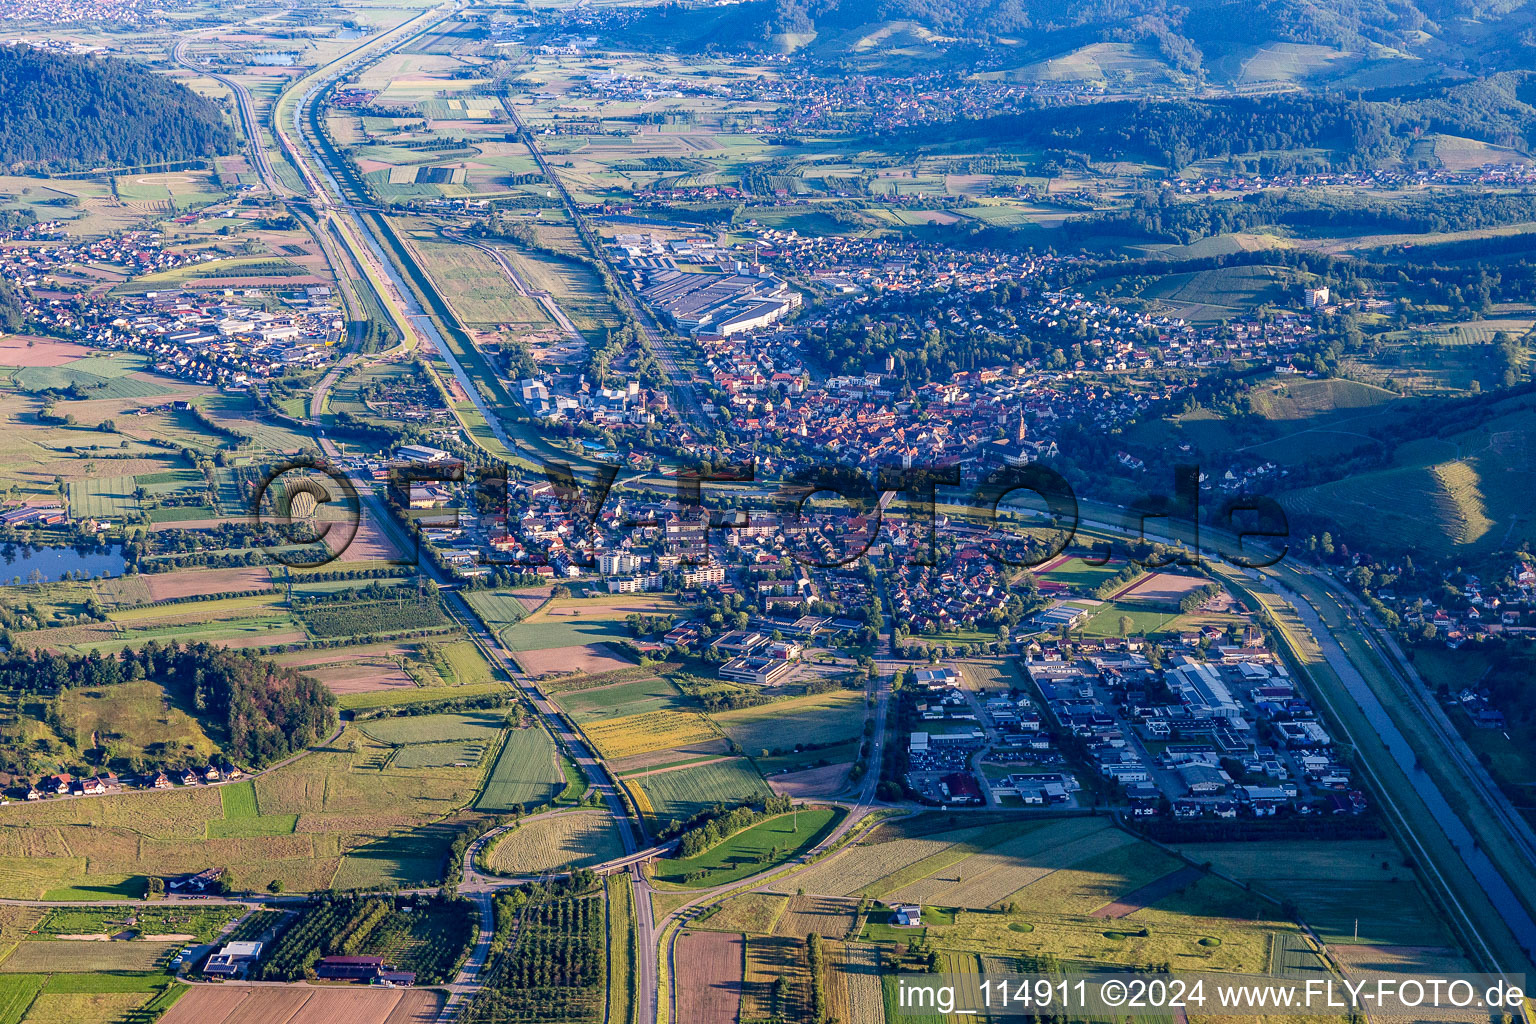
[634,758,773,826]
[475,723,565,811]
[652,807,842,887]
[210,781,298,837]
[219,780,260,819]
[502,616,629,652]
[0,975,42,1024]
[359,711,509,745]
[557,677,689,723]
[713,689,866,757]
[463,590,535,643]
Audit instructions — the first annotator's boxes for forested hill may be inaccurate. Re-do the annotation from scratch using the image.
[920,94,1406,170]
[594,0,1536,77]
[0,46,236,172]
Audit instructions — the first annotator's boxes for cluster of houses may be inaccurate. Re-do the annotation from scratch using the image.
[0,230,203,290]
[1164,161,1536,195]
[889,554,1018,636]
[517,375,660,428]
[680,66,1088,135]
[22,761,242,802]
[1394,561,1536,649]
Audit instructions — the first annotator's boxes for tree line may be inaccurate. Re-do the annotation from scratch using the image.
[0,643,335,769]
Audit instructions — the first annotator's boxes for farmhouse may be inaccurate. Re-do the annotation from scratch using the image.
[893,905,923,927]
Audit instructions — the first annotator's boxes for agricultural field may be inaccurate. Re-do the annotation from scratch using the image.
[583,707,719,760]
[157,984,442,1024]
[767,819,1009,897]
[514,644,635,677]
[956,658,1026,693]
[673,930,744,1024]
[773,894,860,940]
[691,892,789,935]
[474,723,565,812]
[0,941,177,974]
[740,935,811,1022]
[555,677,690,723]
[462,589,536,643]
[358,711,508,746]
[10,991,162,1024]
[713,689,866,761]
[482,810,625,874]
[633,757,773,825]
[606,875,636,1024]
[1170,840,1450,945]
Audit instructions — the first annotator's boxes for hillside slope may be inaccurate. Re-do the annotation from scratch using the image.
[0,46,236,172]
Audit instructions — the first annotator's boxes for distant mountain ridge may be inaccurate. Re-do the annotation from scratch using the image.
[0,45,237,172]
[594,0,1536,78]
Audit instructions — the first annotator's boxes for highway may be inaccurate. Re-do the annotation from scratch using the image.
[1270,575,1536,966]
[1317,572,1536,874]
[205,1,1536,1002]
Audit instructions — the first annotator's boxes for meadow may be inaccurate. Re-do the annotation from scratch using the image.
[652,807,842,887]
